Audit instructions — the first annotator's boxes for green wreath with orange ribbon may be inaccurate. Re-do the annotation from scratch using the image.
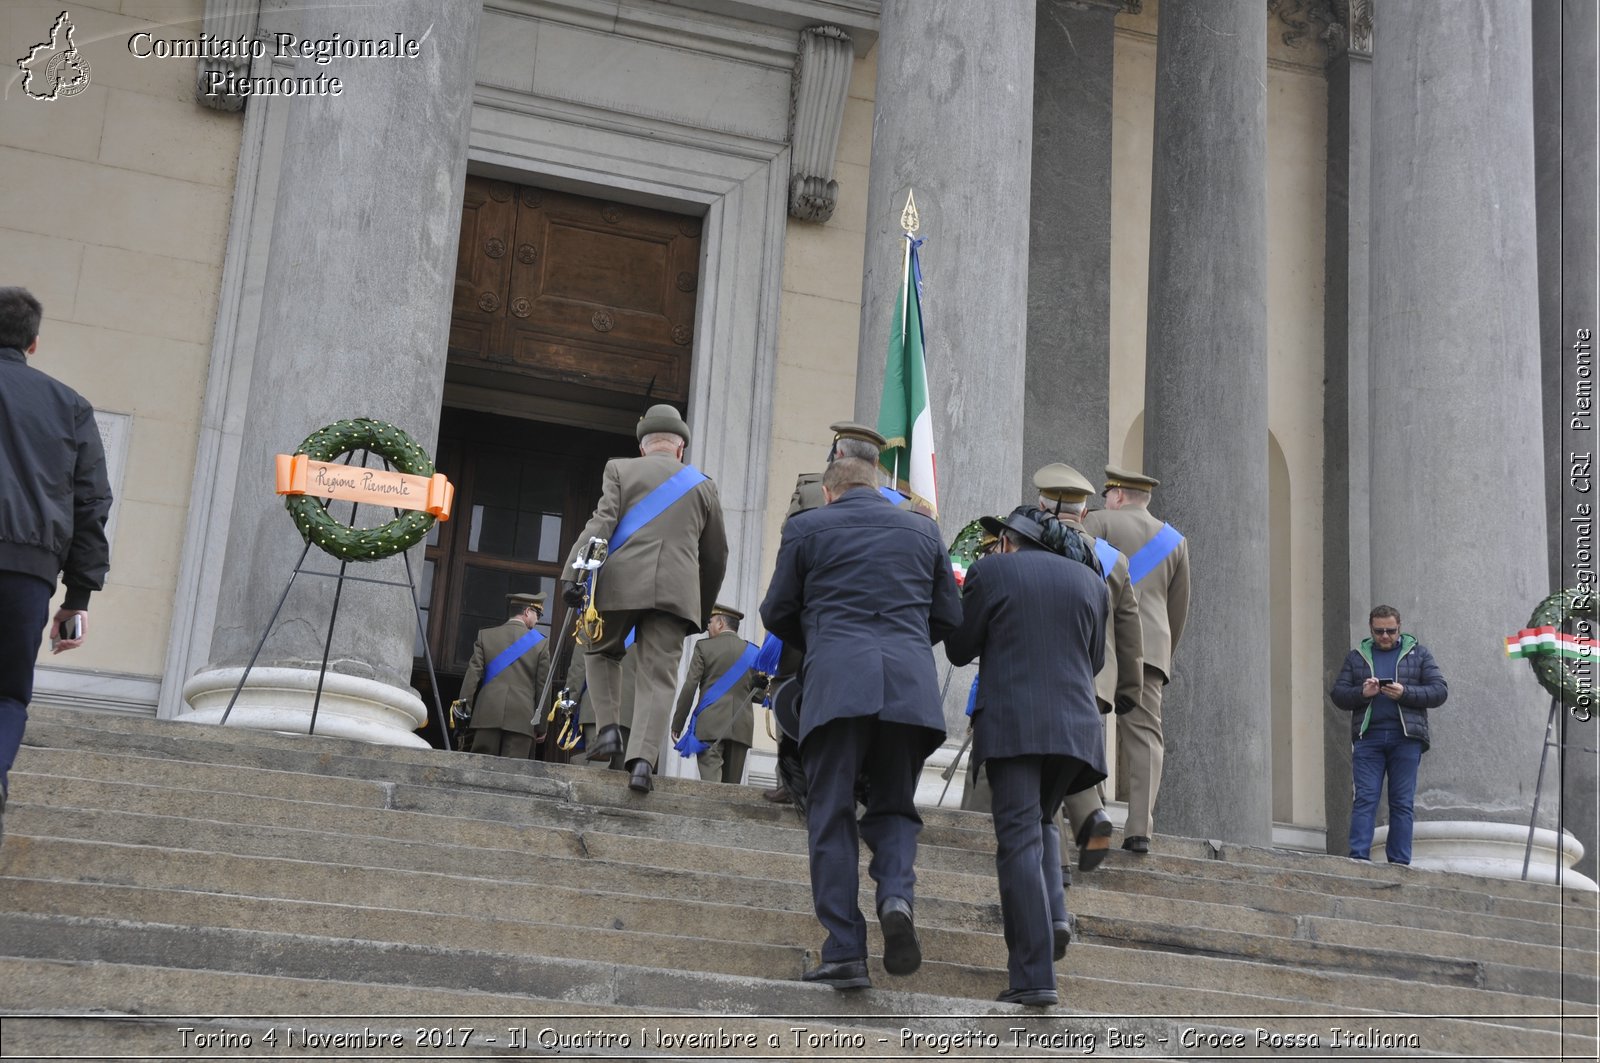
[284,418,438,563]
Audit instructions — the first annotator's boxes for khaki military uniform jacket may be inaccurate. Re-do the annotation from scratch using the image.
[568,453,728,630]
[1071,527,1144,712]
[671,629,756,746]
[1082,507,1189,680]
[460,619,552,737]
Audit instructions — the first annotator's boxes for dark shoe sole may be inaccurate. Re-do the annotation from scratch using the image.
[1052,921,1070,962]
[997,988,1058,1007]
[880,907,921,976]
[1121,836,1150,854]
[1077,816,1115,871]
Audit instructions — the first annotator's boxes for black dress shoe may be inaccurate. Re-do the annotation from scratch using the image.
[761,785,794,804]
[997,987,1058,1007]
[801,958,871,990]
[1052,919,1071,961]
[1121,835,1150,854]
[1076,808,1115,871]
[585,724,622,762]
[628,759,653,793]
[878,897,921,976]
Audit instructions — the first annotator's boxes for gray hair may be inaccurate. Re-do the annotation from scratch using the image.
[1038,494,1086,518]
[640,431,684,454]
[831,437,879,463]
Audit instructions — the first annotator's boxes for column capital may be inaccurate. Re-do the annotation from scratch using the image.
[1268,0,1372,61]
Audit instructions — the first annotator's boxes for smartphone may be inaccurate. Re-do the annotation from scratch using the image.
[1374,677,1397,688]
[58,615,83,642]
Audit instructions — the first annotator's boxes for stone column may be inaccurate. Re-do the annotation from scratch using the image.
[1141,0,1271,846]
[855,0,1035,736]
[1321,1,1375,860]
[1535,0,1600,883]
[180,1,483,746]
[1370,1,1555,876]
[1023,0,1119,482]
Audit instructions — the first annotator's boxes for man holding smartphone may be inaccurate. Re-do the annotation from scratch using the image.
[0,287,113,846]
[1330,605,1449,865]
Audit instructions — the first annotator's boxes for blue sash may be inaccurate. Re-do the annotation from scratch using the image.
[1092,537,1121,584]
[1126,522,1183,585]
[611,465,708,554]
[964,673,980,717]
[879,486,908,506]
[674,640,761,756]
[753,632,783,676]
[482,626,546,689]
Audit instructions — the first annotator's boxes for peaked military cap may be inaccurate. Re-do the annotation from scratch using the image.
[710,603,745,623]
[830,421,887,449]
[637,403,691,444]
[507,591,545,613]
[1103,464,1160,494]
[1034,463,1095,501]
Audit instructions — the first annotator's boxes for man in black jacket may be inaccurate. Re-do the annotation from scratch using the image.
[945,507,1108,1007]
[0,287,113,844]
[1330,605,1449,865]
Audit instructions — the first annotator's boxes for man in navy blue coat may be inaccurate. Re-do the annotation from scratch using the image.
[945,507,1109,1006]
[760,457,961,990]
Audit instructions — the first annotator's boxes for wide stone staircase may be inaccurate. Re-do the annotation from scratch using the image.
[1,705,1596,1060]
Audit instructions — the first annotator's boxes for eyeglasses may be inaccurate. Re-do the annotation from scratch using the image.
[1371,626,1399,636]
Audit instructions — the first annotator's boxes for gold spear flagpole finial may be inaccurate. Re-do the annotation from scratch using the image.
[900,188,920,235]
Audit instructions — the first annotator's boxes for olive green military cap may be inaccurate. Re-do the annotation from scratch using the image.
[637,403,691,444]
[507,591,545,613]
[1033,463,1095,501]
[830,421,887,448]
[1103,464,1160,494]
[710,603,745,623]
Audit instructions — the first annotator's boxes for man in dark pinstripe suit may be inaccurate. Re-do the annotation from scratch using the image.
[945,507,1108,1007]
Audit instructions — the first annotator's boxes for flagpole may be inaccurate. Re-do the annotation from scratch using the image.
[896,190,917,497]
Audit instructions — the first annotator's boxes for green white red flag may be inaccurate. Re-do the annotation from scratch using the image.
[876,233,938,517]
[1504,625,1597,661]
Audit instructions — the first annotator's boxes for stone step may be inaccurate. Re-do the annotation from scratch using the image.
[17,731,1592,932]
[0,830,1577,1017]
[1,916,1587,1062]
[12,954,1587,1063]
[23,709,1595,921]
[12,794,1591,1003]
[16,794,1583,978]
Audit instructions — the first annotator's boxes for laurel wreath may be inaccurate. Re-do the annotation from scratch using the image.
[1525,587,1599,715]
[285,418,437,563]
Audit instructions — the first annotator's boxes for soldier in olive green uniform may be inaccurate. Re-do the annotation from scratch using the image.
[672,604,757,784]
[1036,464,1143,871]
[459,592,552,759]
[565,403,728,795]
[1082,466,1190,852]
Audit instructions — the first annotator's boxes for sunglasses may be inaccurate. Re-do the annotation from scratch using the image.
[1371,626,1399,636]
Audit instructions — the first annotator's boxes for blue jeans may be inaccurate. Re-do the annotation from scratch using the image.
[1348,728,1424,864]
[0,571,54,798]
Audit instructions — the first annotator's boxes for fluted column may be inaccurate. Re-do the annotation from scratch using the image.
[1370,1,1551,870]
[181,1,483,745]
[855,0,1035,735]
[1142,0,1271,845]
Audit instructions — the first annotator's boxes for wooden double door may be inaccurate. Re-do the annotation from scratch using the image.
[411,176,703,751]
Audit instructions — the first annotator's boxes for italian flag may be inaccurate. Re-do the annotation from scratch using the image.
[1505,625,1598,660]
[877,233,938,517]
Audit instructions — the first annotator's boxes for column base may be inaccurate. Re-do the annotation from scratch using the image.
[1375,820,1598,891]
[180,666,430,749]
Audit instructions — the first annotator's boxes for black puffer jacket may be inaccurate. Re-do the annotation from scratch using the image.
[1329,634,1449,751]
[0,346,112,607]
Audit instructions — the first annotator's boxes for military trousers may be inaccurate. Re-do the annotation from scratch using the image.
[468,727,536,760]
[584,608,693,771]
[696,738,748,784]
[1117,665,1167,837]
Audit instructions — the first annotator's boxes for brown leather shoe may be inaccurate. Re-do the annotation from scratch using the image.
[761,785,794,804]
[1076,808,1115,871]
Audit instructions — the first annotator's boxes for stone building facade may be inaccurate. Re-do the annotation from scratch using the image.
[2,0,1591,882]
